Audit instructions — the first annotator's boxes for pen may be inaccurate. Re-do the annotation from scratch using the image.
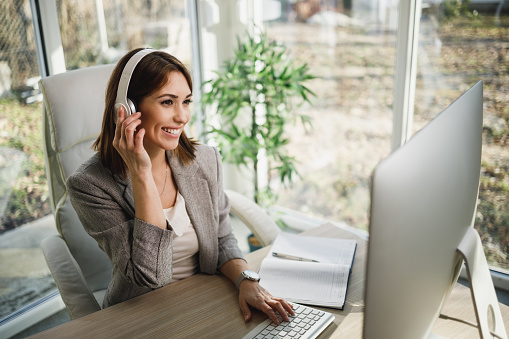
[272,252,319,263]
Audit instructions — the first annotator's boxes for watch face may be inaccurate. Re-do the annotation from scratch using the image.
[243,270,260,281]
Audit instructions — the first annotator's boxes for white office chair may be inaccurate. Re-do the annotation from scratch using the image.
[39,64,280,320]
[225,189,280,247]
[40,64,115,320]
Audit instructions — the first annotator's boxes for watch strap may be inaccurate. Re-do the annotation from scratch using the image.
[235,272,245,289]
[235,270,260,289]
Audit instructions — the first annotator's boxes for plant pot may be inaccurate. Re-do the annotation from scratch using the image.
[247,233,262,252]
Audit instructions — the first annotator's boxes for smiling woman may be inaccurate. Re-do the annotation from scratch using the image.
[94,49,198,181]
[66,48,295,324]
[137,71,193,160]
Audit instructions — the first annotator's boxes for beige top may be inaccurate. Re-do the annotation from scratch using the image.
[164,192,199,282]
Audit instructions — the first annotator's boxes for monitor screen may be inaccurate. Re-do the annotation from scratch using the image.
[363,81,483,338]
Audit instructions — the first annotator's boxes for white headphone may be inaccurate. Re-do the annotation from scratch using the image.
[114,48,156,118]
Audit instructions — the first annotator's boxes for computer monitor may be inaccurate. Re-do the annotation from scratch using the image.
[363,81,507,338]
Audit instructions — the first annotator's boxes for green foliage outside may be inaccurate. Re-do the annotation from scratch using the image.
[478,162,509,269]
[441,0,476,20]
[437,14,509,270]
[201,30,316,205]
[0,100,50,232]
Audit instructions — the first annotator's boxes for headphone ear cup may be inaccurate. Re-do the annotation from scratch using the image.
[126,98,137,116]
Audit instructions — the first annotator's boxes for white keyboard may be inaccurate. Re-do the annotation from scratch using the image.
[243,303,335,339]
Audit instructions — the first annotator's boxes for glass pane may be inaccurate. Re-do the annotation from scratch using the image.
[415,1,508,271]
[264,1,397,230]
[0,0,57,319]
[55,0,198,142]
[57,0,193,69]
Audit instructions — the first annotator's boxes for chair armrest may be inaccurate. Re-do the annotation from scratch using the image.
[41,235,101,319]
[225,189,281,247]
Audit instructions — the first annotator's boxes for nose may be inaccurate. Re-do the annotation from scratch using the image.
[174,103,189,125]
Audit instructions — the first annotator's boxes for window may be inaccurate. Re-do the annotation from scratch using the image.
[0,0,56,320]
[264,1,397,231]
[203,0,507,275]
[56,0,193,69]
[414,0,508,272]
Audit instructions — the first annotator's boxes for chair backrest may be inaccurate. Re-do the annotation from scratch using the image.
[225,189,281,247]
[40,64,115,292]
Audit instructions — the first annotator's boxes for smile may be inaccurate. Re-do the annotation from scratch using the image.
[162,127,180,135]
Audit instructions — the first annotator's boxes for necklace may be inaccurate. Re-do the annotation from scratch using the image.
[159,162,168,197]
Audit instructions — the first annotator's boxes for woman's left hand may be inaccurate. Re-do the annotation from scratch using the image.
[238,280,294,324]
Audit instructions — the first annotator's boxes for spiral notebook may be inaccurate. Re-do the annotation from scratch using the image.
[258,228,357,309]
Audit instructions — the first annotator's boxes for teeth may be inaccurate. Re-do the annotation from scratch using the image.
[162,128,179,134]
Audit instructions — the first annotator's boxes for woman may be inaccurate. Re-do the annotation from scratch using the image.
[67,48,293,324]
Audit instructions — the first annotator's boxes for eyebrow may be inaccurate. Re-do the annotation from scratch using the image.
[157,93,193,99]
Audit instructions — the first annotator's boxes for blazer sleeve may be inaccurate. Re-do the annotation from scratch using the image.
[212,147,245,268]
[67,163,174,289]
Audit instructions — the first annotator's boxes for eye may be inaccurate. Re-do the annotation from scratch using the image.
[161,99,173,105]
[184,99,193,105]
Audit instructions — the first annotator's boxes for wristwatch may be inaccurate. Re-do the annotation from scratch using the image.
[235,270,260,289]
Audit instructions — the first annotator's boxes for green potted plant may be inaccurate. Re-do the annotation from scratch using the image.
[201,29,316,205]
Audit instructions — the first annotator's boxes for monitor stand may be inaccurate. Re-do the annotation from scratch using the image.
[456,227,508,339]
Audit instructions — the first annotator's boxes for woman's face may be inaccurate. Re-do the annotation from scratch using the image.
[137,71,192,154]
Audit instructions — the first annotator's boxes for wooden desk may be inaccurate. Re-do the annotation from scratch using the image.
[31,223,508,338]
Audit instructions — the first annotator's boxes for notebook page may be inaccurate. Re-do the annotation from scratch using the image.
[269,232,356,265]
[258,258,350,308]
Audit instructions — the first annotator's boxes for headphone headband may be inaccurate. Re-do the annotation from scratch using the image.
[115,48,156,118]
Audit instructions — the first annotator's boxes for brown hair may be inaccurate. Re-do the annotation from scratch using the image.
[93,48,198,178]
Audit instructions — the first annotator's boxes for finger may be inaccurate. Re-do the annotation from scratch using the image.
[116,105,126,125]
[113,106,126,147]
[259,303,280,325]
[267,299,290,322]
[122,114,142,148]
[280,299,295,316]
[256,289,283,323]
[134,128,145,153]
[239,298,251,322]
[123,116,141,136]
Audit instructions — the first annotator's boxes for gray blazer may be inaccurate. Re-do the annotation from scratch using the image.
[67,144,244,307]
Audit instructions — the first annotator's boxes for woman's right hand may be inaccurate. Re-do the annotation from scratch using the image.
[112,106,151,175]
[114,107,167,229]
